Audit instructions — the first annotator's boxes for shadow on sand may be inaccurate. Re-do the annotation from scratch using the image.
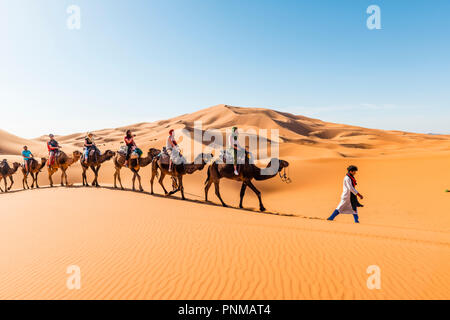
[1,183,304,218]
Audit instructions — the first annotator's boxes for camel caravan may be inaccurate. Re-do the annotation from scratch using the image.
[0,128,290,212]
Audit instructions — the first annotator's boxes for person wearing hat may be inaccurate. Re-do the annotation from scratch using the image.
[47,134,60,168]
[229,126,241,175]
[83,132,95,164]
[327,165,364,223]
[22,146,34,174]
[166,129,179,172]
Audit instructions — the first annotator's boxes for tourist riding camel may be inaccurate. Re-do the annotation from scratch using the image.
[47,134,60,168]
[48,150,82,187]
[124,130,140,168]
[0,160,21,193]
[82,133,96,165]
[150,151,213,200]
[229,126,242,175]
[166,129,179,172]
[21,157,47,189]
[81,149,115,187]
[21,146,34,174]
[113,147,160,191]
[204,150,289,212]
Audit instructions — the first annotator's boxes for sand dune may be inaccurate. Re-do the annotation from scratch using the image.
[0,186,448,300]
[0,105,449,299]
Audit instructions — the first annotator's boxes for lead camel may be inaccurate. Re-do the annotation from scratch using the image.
[204,156,289,212]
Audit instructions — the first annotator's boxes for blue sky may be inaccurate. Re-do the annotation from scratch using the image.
[1,0,449,138]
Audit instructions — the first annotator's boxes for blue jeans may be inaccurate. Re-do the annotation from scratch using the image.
[328,209,359,223]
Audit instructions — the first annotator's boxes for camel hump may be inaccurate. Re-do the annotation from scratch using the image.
[87,148,100,162]
[0,167,7,175]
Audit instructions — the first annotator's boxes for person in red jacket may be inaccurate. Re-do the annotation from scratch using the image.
[47,134,60,168]
[124,130,136,167]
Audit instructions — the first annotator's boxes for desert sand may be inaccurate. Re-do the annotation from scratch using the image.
[0,105,449,299]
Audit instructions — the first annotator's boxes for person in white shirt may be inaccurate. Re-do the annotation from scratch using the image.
[229,126,241,175]
[328,165,364,223]
[166,129,178,172]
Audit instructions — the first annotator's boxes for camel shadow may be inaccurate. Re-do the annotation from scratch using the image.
[3,183,298,218]
[0,185,55,195]
[96,185,298,218]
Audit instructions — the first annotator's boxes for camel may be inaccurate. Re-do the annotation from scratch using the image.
[48,150,82,187]
[21,157,47,189]
[113,148,161,191]
[81,149,115,187]
[204,155,289,212]
[0,161,21,192]
[150,152,213,200]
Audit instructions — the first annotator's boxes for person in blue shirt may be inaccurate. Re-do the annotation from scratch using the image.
[22,146,34,174]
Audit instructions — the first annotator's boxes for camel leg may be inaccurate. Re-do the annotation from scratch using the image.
[214,181,227,207]
[158,172,169,195]
[61,168,68,186]
[48,168,54,187]
[8,176,14,191]
[89,165,96,187]
[239,182,247,209]
[168,175,183,197]
[204,180,213,202]
[150,166,157,195]
[246,181,265,212]
[135,170,143,192]
[82,166,88,186]
[60,169,65,186]
[131,170,137,191]
[179,176,185,200]
[22,172,28,190]
[3,176,8,192]
[116,169,124,190]
[34,172,40,188]
[93,166,100,187]
[65,169,70,186]
[0,177,3,192]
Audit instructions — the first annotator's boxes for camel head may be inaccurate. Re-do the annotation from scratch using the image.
[148,148,161,158]
[279,159,289,171]
[267,158,289,172]
[12,162,21,172]
[104,150,116,160]
[72,151,82,161]
[194,153,214,165]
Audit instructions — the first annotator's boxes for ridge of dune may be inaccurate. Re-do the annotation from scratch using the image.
[0,129,42,156]
[2,104,450,159]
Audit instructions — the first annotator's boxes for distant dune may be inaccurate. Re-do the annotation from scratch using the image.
[1,105,449,299]
[4,104,450,159]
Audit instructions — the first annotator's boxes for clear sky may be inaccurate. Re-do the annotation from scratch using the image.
[1,0,449,138]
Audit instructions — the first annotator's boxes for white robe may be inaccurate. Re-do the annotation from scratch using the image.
[336,175,358,214]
